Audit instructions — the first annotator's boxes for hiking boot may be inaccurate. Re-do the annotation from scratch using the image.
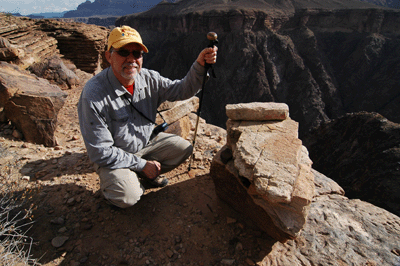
[144,174,168,188]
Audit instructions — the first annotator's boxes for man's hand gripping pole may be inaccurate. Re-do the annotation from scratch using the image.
[188,32,218,172]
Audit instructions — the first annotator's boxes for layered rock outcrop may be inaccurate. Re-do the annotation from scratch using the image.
[0,14,59,68]
[211,102,314,242]
[34,19,108,73]
[0,14,108,73]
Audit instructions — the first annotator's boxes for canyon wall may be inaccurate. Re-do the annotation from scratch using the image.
[117,3,400,138]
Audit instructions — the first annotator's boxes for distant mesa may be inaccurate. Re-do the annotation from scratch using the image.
[6,0,399,21]
[11,12,67,19]
[62,0,169,18]
[359,0,400,9]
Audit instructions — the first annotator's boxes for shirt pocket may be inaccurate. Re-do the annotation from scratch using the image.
[109,109,133,147]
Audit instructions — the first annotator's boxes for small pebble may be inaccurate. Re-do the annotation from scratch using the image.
[51,236,69,248]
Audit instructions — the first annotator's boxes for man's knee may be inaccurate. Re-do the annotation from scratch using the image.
[98,168,144,208]
[176,137,193,158]
[106,195,141,209]
[164,137,193,170]
[102,184,143,208]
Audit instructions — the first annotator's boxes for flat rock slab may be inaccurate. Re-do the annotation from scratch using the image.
[226,102,289,121]
[156,96,199,125]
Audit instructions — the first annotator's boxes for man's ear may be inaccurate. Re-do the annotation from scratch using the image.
[105,50,112,64]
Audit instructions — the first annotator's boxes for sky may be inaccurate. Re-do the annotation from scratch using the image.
[0,0,85,15]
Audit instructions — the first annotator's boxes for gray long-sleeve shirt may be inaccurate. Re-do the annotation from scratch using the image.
[78,61,206,171]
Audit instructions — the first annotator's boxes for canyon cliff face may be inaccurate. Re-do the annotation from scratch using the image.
[116,0,400,138]
[303,112,400,217]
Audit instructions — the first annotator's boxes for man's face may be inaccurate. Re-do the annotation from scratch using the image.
[106,43,143,86]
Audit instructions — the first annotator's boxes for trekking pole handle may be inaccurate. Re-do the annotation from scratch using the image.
[207,32,218,45]
[205,32,218,77]
[206,32,218,69]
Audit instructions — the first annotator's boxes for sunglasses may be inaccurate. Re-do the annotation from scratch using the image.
[115,49,143,58]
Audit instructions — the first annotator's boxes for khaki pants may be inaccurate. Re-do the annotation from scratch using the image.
[94,133,193,208]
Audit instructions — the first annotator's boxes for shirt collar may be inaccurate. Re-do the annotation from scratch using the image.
[107,67,146,98]
[107,67,128,97]
[134,70,146,92]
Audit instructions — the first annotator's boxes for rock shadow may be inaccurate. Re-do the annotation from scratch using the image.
[19,152,94,181]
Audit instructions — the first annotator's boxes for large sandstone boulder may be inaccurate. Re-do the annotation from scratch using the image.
[0,62,67,146]
[211,102,314,242]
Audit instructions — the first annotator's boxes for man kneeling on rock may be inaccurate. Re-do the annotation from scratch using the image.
[78,26,217,208]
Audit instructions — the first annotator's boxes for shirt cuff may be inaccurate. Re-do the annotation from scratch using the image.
[131,158,147,172]
[193,61,206,73]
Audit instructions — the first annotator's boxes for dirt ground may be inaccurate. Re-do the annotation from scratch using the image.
[0,79,277,266]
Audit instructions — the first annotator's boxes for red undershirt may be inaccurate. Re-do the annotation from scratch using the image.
[125,83,134,95]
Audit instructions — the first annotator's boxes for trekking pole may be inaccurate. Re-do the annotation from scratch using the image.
[188,32,218,172]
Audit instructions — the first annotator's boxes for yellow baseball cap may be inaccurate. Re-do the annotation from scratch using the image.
[107,26,149,53]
